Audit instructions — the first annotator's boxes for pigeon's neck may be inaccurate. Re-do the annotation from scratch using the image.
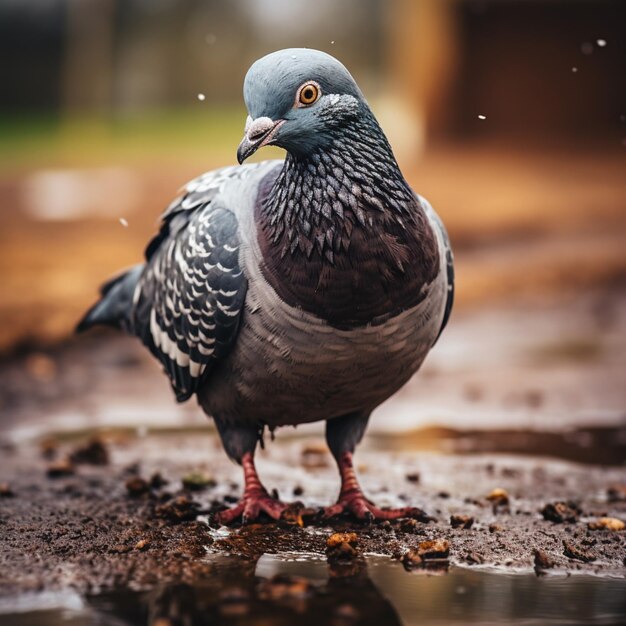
[254,114,440,329]
[262,113,418,262]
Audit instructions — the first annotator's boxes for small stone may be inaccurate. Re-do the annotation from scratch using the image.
[401,549,423,569]
[155,495,200,523]
[293,485,304,496]
[563,540,596,563]
[534,549,555,570]
[486,488,509,504]
[46,458,75,478]
[489,523,504,533]
[69,437,109,466]
[0,483,14,497]
[125,476,149,497]
[405,472,420,483]
[149,472,168,489]
[588,517,625,531]
[541,502,580,523]
[326,532,359,560]
[607,484,626,502]
[134,539,150,550]
[181,471,216,491]
[399,518,420,533]
[450,514,474,529]
[417,538,450,559]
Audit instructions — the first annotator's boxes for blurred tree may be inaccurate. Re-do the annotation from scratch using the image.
[62,0,116,118]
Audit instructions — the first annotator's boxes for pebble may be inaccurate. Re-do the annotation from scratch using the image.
[134,539,150,550]
[46,458,75,478]
[541,501,580,523]
[450,514,474,529]
[587,517,625,531]
[125,476,150,497]
[181,471,216,491]
[607,484,626,502]
[486,488,509,504]
[156,496,200,523]
[69,437,109,466]
[326,532,359,560]
[534,549,555,570]
[417,538,450,559]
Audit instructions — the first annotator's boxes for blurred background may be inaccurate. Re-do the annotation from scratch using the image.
[0,0,625,457]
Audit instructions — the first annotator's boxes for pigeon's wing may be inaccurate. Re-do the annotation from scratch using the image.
[419,196,454,343]
[131,167,249,402]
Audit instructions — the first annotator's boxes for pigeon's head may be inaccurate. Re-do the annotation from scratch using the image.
[237,48,367,163]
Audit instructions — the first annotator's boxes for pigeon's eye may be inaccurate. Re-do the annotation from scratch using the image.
[296,81,321,107]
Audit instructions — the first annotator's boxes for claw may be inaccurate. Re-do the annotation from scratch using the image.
[325,451,432,522]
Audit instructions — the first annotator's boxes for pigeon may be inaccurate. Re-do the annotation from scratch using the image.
[77,48,454,524]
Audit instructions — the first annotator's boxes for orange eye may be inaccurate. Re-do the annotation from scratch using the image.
[297,82,320,106]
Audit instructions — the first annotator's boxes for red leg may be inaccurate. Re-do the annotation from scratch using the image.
[214,452,289,525]
[324,451,425,521]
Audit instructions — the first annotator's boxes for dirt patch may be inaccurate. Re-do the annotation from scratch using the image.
[1,432,625,598]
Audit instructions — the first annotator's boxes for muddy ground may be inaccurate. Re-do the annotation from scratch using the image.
[1,428,625,597]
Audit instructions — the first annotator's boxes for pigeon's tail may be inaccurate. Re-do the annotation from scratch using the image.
[76,264,144,334]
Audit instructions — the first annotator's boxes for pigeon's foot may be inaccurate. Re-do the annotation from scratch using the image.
[323,493,425,522]
[215,490,290,525]
[324,450,428,522]
[213,450,291,526]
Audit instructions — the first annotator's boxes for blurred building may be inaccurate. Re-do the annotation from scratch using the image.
[2,0,624,148]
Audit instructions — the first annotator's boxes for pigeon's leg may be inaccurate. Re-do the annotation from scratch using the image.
[213,419,289,525]
[324,412,424,521]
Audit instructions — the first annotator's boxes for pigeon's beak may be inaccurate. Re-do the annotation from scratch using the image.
[237,116,284,164]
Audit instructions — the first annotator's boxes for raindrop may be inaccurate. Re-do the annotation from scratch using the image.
[478,114,486,120]
[571,66,578,73]
[619,114,625,123]
[331,40,335,44]
[119,217,128,227]
[197,93,206,101]
[596,39,607,47]
[205,33,217,45]
[581,42,593,55]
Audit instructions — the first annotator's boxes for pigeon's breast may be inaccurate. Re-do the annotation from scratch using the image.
[200,165,448,426]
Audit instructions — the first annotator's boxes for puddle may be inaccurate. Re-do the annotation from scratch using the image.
[2,554,625,626]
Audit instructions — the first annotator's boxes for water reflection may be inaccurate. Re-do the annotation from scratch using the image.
[2,555,625,625]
